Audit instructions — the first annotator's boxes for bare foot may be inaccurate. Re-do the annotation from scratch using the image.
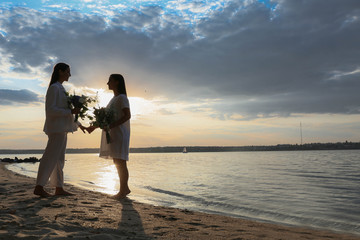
[55,188,74,196]
[34,185,52,198]
[111,189,131,200]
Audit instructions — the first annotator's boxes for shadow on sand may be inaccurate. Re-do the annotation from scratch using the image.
[0,183,152,239]
[118,198,153,239]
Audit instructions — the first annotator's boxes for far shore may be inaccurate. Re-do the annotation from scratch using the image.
[1,162,359,240]
[1,141,360,155]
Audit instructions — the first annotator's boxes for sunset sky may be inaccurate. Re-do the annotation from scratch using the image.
[1,0,360,149]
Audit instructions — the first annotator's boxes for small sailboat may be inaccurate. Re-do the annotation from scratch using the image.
[183,147,187,153]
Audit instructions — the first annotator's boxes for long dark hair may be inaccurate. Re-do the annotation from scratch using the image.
[49,63,70,86]
[111,74,127,96]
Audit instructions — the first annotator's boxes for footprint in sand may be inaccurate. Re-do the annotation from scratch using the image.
[101,217,114,223]
[152,231,167,236]
[153,226,170,231]
[203,224,221,228]
[180,209,193,215]
[49,203,65,208]
[100,204,112,208]
[150,213,179,221]
[185,222,205,226]
[166,216,178,221]
[84,216,99,221]
[54,213,67,220]
[178,227,199,232]
[187,228,199,231]
[70,210,86,214]
[150,213,166,219]
[16,193,28,197]
[11,190,25,194]
[92,210,103,214]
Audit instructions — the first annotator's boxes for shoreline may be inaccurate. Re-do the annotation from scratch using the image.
[1,142,360,155]
[1,163,359,240]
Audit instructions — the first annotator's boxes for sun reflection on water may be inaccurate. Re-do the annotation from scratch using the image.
[94,164,119,195]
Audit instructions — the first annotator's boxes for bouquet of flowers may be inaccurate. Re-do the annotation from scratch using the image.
[91,107,115,144]
[66,92,96,122]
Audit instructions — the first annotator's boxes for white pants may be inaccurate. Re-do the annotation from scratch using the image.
[36,133,67,188]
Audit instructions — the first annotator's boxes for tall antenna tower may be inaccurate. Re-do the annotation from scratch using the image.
[300,122,303,145]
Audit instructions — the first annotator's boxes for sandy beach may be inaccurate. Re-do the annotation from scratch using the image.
[1,162,359,240]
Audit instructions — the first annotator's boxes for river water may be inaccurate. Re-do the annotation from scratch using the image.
[3,150,360,235]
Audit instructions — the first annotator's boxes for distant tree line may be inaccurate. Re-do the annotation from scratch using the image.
[1,141,360,154]
[130,141,360,153]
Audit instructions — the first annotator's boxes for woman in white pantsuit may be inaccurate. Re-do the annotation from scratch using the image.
[34,63,84,197]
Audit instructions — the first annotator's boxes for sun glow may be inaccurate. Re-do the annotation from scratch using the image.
[94,88,157,120]
[95,88,113,108]
[62,85,159,121]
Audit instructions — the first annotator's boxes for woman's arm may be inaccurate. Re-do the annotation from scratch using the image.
[109,108,131,129]
[77,121,86,133]
[46,85,72,117]
[46,85,80,117]
[86,125,99,134]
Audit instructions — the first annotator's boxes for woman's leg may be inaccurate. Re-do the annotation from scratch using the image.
[34,133,66,197]
[49,134,67,188]
[48,134,73,196]
[113,158,131,199]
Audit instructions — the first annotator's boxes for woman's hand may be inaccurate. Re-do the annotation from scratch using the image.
[79,125,87,133]
[71,107,81,114]
[86,125,98,134]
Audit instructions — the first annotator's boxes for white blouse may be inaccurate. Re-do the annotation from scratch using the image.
[43,82,78,134]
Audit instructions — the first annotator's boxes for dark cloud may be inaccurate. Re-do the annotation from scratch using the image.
[0,0,359,118]
[0,89,43,105]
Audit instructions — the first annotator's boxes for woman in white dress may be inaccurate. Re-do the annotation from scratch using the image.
[88,74,131,199]
[34,63,85,197]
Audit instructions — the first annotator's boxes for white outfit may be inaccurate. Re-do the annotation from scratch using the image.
[43,82,78,134]
[36,133,67,187]
[99,94,130,161]
[36,82,77,187]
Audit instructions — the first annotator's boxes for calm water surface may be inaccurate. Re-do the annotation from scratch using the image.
[3,150,360,235]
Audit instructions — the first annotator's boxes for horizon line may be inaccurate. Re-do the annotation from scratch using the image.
[0,141,359,151]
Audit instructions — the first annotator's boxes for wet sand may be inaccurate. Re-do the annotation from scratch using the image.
[1,162,359,239]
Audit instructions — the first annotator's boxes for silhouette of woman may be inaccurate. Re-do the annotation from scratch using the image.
[87,74,131,199]
[34,63,85,197]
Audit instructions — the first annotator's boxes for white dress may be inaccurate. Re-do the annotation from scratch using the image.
[99,94,130,160]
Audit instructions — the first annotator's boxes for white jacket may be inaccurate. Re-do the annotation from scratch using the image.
[43,82,78,134]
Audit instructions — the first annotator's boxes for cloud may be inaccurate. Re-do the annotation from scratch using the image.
[0,89,43,105]
[0,0,359,118]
